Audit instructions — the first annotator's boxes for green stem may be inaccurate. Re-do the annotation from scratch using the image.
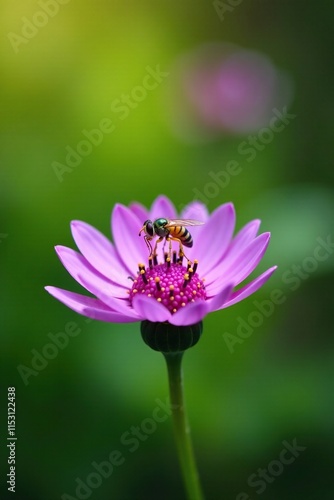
[163,352,204,500]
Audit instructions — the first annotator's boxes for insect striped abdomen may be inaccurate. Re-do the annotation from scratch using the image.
[169,226,193,247]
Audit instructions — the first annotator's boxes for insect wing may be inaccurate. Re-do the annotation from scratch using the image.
[165,219,204,228]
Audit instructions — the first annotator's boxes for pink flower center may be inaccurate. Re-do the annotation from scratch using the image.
[128,257,206,314]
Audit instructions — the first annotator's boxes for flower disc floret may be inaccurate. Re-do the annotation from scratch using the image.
[129,262,206,314]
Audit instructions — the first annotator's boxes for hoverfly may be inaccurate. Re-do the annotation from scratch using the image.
[139,218,204,261]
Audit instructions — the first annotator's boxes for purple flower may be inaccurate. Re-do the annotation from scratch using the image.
[45,196,276,326]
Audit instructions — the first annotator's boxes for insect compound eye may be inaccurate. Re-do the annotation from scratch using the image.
[144,220,154,237]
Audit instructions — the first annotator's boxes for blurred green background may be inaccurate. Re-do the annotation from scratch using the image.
[1,1,334,499]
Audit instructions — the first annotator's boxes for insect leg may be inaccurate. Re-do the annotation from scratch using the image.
[168,237,191,264]
[153,237,164,262]
[144,236,153,257]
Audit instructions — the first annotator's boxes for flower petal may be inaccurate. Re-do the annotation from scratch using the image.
[129,202,149,222]
[45,286,135,322]
[149,195,177,220]
[205,232,271,289]
[71,220,129,287]
[191,202,236,274]
[223,232,271,285]
[220,266,277,309]
[206,283,234,311]
[55,246,127,298]
[227,219,261,256]
[169,300,209,326]
[132,294,171,322]
[78,274,140,318]
[112,204,148,274]
[180,201,210,222]
[179,202,210,258]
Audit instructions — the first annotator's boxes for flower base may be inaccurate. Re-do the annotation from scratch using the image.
[140,320,203,353]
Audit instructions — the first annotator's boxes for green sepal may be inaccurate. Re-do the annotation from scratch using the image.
[140,320,203,353]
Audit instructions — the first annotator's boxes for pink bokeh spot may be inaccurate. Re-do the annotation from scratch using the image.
[169,43,293,138]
